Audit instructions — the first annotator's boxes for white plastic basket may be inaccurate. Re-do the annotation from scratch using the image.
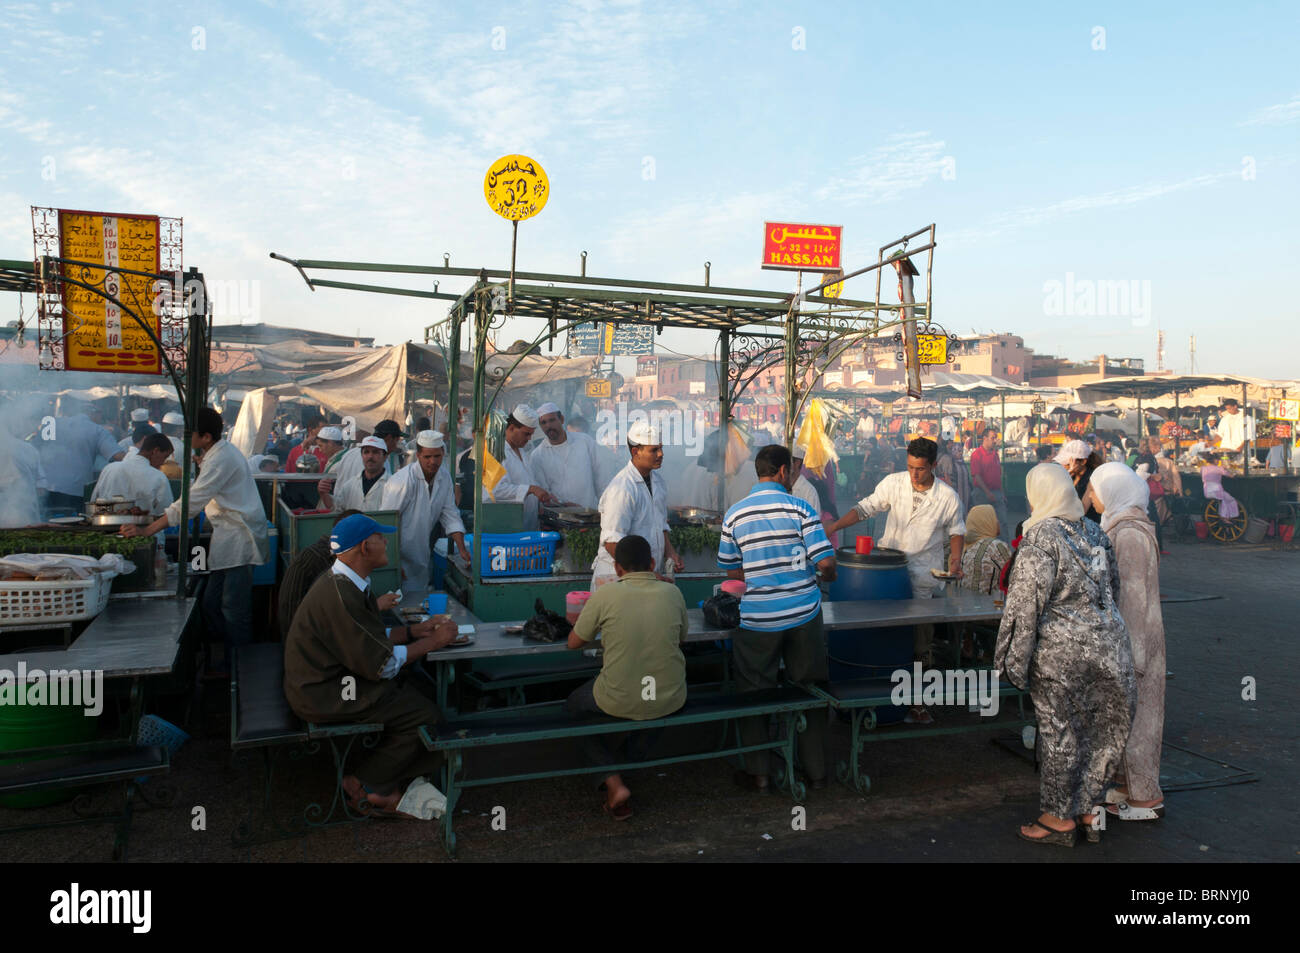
[0,572,114,625]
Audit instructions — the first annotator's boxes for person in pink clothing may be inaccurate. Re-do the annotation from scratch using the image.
[1198,453,1239,519]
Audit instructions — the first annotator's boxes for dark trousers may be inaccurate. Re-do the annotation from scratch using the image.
[566,678,666,782]
[351,685,444,793]
[731,609,829,781]
[202,565,254,663]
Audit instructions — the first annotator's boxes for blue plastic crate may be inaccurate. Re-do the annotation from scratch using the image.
[474,532,560,578]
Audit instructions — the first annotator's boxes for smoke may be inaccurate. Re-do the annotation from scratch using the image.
[0,392,53,528]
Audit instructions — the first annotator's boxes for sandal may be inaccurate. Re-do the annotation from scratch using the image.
[1017,818,1077,847]
[1106,801,1164,821]
[603,800,633,821]
[905,707,934,725]
[1104,786,1129,805]
[1079,810,1103,843]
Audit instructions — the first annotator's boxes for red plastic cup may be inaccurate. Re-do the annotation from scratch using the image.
[855,536,875,555]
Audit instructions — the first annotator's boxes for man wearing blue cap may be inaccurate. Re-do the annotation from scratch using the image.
[283,513,457,816]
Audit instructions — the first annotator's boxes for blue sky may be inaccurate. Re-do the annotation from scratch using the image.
[2,0,1296,377]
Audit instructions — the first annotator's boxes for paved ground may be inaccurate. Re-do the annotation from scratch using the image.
[3,533,1296,863]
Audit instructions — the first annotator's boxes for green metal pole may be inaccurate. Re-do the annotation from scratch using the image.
[784,280,799,448]
[470,282,488,598]
[719,327,731,516]
[446,304,462,465]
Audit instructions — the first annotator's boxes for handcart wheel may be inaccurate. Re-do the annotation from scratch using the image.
[1204,499,1247,543]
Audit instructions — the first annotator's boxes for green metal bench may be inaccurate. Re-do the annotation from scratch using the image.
[229,643,383,845]
[419,684,827,856]
[0,740,170,861]
[805,675,1031,795]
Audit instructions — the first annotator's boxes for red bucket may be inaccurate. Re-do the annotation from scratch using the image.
[1281,525,1296,543]
[1194,522,1209,540]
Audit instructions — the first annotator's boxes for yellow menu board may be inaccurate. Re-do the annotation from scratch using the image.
[916,332,948,366]
[58,210,162,374]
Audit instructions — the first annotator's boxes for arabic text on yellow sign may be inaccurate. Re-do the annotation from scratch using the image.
[58,211,162,374]
[916,333,948,366]
[484,154,550,222]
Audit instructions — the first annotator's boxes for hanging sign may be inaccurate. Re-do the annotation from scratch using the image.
[916,333,948,365]
[1268,398,1299,422]
[761,221,842,272]
[1031,400,1047,414]
[484,154,549,221]
[585,378,612,399]
[821,269,845,299]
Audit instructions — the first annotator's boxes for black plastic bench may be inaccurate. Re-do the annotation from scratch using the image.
[230,643,383,844]
[0,741,170,861]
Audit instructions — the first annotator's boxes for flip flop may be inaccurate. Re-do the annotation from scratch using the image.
[1106,801,1164,821]
[603,800,633,821]
[904,708,934,725]
[1104,786,1129,804]
[1017,819,1077,847]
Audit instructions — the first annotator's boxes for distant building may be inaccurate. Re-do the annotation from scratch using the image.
[947,334,1028,382]
[1029,353,1147,389]
[210,323,373,348]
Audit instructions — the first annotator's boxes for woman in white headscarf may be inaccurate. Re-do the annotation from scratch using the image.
[1087,463,1166,821]
[995,463,1136,846]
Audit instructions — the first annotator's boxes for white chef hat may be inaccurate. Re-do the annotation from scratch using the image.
[415,429,445,449]
[318,426,344,442]
[509,404,539,428]
[627,421,661,446]
[162,411,185,426]
[536,401,561,418]
[130,408,150,422]
[360,435,388,452]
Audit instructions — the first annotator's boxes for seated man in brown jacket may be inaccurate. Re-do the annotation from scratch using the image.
[284,513,457,816]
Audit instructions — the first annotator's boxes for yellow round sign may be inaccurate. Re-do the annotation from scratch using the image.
[484,154,549,221]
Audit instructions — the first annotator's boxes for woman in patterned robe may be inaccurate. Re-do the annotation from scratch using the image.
[995,463,1136,845]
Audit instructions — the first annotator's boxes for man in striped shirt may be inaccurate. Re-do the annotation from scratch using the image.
[718,444,837,792]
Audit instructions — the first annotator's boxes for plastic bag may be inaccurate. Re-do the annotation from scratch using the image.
[521,598,573,643]
[702,592,741,630]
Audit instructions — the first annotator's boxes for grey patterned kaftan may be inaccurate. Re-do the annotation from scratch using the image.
[995,517,1136,818]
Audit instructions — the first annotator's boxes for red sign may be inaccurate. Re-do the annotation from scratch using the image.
[761,221,842,272]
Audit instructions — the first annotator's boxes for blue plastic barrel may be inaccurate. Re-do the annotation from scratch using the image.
[826,546,914,723]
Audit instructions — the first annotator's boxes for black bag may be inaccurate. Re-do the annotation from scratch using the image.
[702,592,741,630]
[521,598,573,643]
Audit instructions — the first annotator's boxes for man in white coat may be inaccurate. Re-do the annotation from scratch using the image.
[484,404,554,531]
[319,436,390,513]
[124,409,268,675]
[117,407,152,452]
[161,411,187,462]
[92,433,174,518]
[527,402,603,509]
[789,444,822,514]
[828,436,965,721]
[330,418,405,488]
[382,430,469,587]
[591,421,685,588]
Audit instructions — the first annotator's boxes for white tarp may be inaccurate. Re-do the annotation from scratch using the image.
[229,388,278,458]
[269,345,408,433]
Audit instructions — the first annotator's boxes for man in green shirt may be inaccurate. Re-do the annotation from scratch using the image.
[566,534,688,820]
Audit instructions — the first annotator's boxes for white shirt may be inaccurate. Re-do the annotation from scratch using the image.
[484,443,535,503]
[37,415,122,496]
[791,473,820,513]
[331,445,400,487]
[92,452,174,516]
[527,431,602,509]
[381,460,464,585]
[333,472,388,513]
[853,471,966,594]
[1214,411,1253,453]
[0,434,42,528]
[592,461,669,579]
[330,561,405,678]
[164,439,269,571]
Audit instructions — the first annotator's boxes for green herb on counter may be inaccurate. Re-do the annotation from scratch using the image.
[669,526,721,556]
[561,528,600,569]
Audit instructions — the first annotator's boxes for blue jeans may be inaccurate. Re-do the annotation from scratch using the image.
[202,565,254,665]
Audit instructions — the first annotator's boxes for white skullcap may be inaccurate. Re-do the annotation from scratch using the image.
[510,404,539,428]
[162,411,185,426]
[627,421,661,446]
[318,426,344,442]
[360,435,388,452]
[536,402,561,418]
[130,408,150,422]
[415,429,445,449]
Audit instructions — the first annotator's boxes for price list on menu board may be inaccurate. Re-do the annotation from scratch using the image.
[58,210,162,373]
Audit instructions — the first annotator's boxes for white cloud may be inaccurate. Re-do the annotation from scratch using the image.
[1240,93,1300,127]
[815,132,948,206]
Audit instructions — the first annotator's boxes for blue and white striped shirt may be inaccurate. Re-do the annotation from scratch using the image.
[717,481,834,631]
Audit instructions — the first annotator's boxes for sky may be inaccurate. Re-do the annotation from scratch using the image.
[1,0,1297,378]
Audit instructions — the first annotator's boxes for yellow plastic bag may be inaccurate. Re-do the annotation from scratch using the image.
[795,399,839,478]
